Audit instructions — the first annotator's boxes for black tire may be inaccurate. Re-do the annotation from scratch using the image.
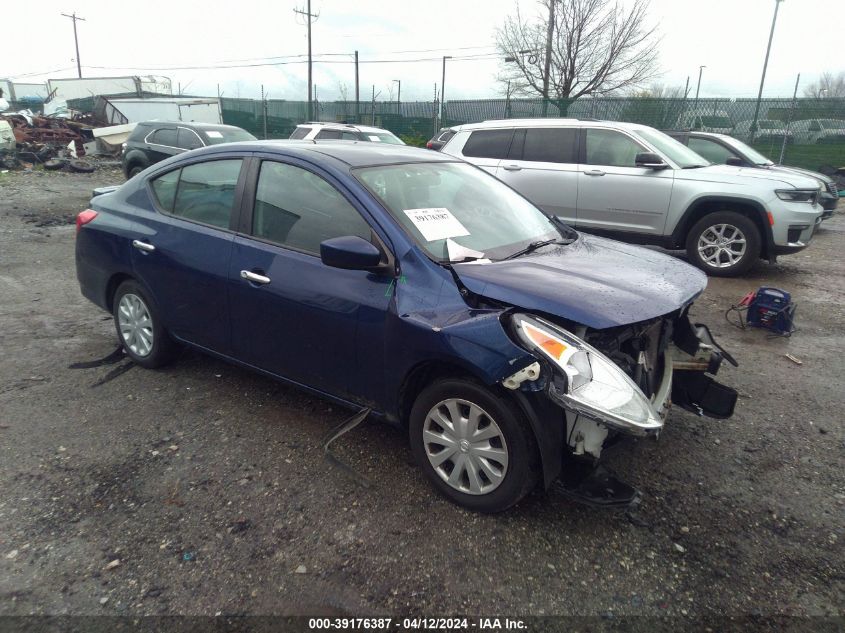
[685,211,761,277]
[112,280,176,369]
[127,165,144,178]
[409,378,539,513]
[69,159,95,173]
[43,159,65,171]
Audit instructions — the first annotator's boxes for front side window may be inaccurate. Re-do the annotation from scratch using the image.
[462,129,514,159]
[177,128,203,150]
[356,162,558,262]
[584,129,646,168]
[635,128,709,168]
[169,159,243,229]
[688,138,734,165]
[149,128,177,146]
[252,161,372,255]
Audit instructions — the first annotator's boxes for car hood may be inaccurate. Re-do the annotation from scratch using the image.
[452,233,706,329]
[767,164,832,185]
[678,164,820,189]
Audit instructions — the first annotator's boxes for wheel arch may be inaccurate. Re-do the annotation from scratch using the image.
[672,196,773,260]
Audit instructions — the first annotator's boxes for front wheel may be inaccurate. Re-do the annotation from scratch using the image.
[685,211,761,277]
[112,280,176,368]
[409,378,538,513]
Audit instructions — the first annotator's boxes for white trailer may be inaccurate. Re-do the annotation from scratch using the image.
[47,76,172,101]
[106,97,222,124]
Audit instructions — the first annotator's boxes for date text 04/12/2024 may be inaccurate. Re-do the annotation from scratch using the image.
[308,618,527,630]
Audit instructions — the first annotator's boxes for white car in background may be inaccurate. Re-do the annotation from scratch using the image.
[289,122,404,144]
[733,119,793,145]
[790,119,845,144]
[675,110,734,134]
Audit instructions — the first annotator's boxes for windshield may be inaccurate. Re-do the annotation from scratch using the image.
[204,128,257,145]
[720,136,773,166]
[701,116,732,128]
[819,119,845,130]
[355,162,559,261]
[635,128,709,168]
[364,132,405,145]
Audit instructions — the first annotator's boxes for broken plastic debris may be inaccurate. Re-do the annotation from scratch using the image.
[445,238,486,263]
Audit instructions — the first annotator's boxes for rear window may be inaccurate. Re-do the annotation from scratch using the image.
[289,126,311,140]
[462,129,514,159]
[437,129,456,142]
[203,128,256,145]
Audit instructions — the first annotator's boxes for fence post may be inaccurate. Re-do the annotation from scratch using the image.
[779,74,800,165]
[261,85,267,140]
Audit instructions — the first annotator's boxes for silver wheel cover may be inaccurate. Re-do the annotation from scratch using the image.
[697,223,747,269]
[118,293,154,357]
[423,398,509,496]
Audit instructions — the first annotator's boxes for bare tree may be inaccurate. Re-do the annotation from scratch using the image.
[496,0,661,111]
[803,71,845,98]
[338,82,349,103]
[627,83,687,99]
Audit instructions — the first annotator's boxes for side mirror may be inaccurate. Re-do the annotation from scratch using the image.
[725,157,744,167]
[320,235,383,271]
[635,152,668,169]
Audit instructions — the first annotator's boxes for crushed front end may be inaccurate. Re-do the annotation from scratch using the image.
[500,308,738,508]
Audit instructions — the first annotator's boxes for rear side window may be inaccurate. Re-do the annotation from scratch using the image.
[289,127,310,140]
[316,129,343,140]
[168,159,243,229]
[462,129,514,159]
[252,161,372,255]
[518,128,578,164]
[149,128,177,146]
[151,169,180,211]
[177,128,203,150]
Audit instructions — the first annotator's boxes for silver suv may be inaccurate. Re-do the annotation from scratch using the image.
[442,119,824,276]
[290,122,404,145]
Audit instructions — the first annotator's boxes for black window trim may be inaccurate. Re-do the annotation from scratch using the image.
[238,155,396,270]
[146,155,251,233]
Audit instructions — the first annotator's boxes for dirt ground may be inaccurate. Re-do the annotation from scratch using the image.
[0,166,842,623]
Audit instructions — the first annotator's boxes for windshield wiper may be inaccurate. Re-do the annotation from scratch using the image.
[503,238,562,260]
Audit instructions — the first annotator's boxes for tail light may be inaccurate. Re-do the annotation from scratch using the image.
[426,141,433,149]
[76,209,98,234]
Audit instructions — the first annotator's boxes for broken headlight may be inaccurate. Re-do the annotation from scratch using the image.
[511,314,663,435]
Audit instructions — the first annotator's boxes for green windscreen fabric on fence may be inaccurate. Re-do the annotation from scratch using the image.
[221,96,845,172]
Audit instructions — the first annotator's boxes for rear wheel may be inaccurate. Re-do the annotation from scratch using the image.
[112,280,175,368]
[127,165,144,178]
[409,378,538,513]
[686,211,761,277]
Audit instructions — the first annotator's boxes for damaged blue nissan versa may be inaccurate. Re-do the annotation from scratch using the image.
[76,141,738,512]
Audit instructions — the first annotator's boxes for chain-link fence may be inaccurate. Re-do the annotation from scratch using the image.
[221,96,845,172]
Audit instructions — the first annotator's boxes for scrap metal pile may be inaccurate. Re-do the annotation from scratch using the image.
[0,110,94,170]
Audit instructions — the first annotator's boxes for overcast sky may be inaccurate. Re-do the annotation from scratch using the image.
[4,0,840,102]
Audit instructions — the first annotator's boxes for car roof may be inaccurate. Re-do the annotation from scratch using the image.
[201,139,455,167]
[296,122,397,134]
[450,118,641,131]
[137,121,245,132]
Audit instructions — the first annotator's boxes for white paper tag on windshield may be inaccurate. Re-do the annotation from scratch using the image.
[206,131,223,138]
[403,208,470,242]
[368,135,381,142]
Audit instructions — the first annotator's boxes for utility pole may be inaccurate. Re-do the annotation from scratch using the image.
[372,85,376,126]
[441,56,451,127]
[294,0,319,120]
[433,84,438,136]
[261,85,267,139]
[751,0,784,142]
[354,50,360,123]
[541,0,555,116]
[61,12,85,79]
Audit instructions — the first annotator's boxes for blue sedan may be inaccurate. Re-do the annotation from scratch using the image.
[75,141,737,512]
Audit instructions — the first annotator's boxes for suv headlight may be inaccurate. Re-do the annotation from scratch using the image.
[776,189,818,203]
[511,314,662,435]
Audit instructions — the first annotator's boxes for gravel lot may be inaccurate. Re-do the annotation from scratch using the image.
[0,167,842,622]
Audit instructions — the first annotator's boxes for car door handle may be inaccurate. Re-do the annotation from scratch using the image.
[132,239,155,252]
[240,270,271,285]
[502,164,522,171]
[584,169,606,176]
